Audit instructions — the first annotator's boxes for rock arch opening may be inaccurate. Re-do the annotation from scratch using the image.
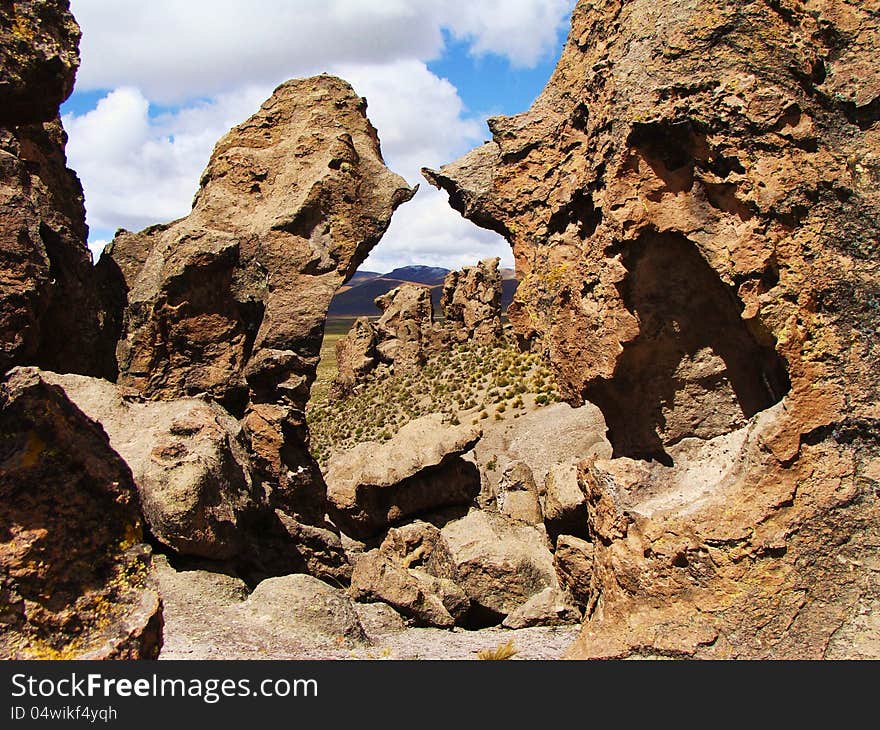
[585,232,791,464]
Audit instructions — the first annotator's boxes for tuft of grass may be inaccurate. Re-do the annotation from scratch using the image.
[476,640,518,660]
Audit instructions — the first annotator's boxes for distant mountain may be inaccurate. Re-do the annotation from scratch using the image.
[384,266,450,284]
[328,264,519,319]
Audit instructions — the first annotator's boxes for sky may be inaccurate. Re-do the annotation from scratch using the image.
[61,0,576,273]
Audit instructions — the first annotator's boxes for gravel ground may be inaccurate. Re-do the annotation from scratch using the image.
[155,556,579,661]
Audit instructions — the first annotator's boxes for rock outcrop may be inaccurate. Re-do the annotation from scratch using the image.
[333,282,434,393]
[325,414,481,539]
[426,0,880,658]
[0,0,111,378]
[440,510,558,623]
[41,372,258,561]
[440,257,503,342]
[0,368,161,659]
[99,76,414,567]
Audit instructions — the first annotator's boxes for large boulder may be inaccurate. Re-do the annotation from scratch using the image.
[0,0,112,378]
[350,522,469,628]
[99,75,414,550]
[473,402,610,511]
[42,372,256,560]
[334,316,378,393]
[440,510,557,621]
[440,257,503,342]
[326,414,481,539]
[0,368,161,659]
[426,0,880,658]
[373,283,434,374]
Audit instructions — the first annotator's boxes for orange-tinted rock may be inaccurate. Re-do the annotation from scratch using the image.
[102,76,414,536]
[427,0,880,658]
[0,368,161,659]
[0,0,112,378]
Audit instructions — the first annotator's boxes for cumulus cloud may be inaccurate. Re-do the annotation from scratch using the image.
[65,0,574,270]
[71,0,574,103]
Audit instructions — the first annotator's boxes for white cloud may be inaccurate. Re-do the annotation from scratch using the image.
[71,0,575,103]
[64,0,574,271]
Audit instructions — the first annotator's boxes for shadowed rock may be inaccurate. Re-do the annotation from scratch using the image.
[426,0,880,659]
[0,368,161,659]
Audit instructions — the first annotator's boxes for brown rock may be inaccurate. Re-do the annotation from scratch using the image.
[241,574,368,648]
[440,257,503,342]
[440,510,557,620]
[427,0,880,658]
[497,461,543,525]
[42,371,257,560]
[553,535,594,606]
[101,75,414,556]
[373,283,434,374]
[0,368,161,659]
[501,587,581,629]
[542,461,588,541]
[473,402,610,511]
[325,414,481,539]
[349,522,469,628]
[333,316,378,393]
[0,1,112,378]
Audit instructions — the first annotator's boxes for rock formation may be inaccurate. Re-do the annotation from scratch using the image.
[0,368,162,659]
[0,0,111,378]
[325,414,481,539]
[426,0,880,658]
[333,282,434,393]
[440,257,503,342]
[99,75,414,571]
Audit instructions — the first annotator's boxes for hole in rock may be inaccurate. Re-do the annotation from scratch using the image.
[585,231,791,464]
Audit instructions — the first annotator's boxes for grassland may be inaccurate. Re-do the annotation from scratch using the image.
[307,324,560,467]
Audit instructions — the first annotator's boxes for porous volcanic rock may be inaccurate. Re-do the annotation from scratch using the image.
[350,521,469,628]
[0,368,161,659]
[426,0,880,658]
[334,316,378,393]
[41,371,258,561]
[440,256,503,342]
[100,75,414,553]
[325,414,481,539]
[440,510,557,622]
[501,587,581,630]
[0,0,111,378]
[373,283,434,374]
[553,534,594,607]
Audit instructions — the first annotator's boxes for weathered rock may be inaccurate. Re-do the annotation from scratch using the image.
[334,316,378,393]
[349,521,469,628]
[354,601,408,637]
[473,402,610,511]
[101,75,415,529]
[502,587,581,629]
[0,368,162,659]
[542,461,588,541]
[440,257,503,342]
[497,461,543,525]
[553,535,594,606]
[42,371,257,560]
[373,283,434,374]
[427,0,880,658]
[350,551,460,628]
[326,414,481,539]
[0,1,112,378]
[242,574,367,648]
[441,510,557,621]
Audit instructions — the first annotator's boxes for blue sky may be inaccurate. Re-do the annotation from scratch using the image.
[61,1,574,273]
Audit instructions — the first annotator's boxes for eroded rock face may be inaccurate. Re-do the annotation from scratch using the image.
[325,415,481,539]
[334,316,378,393]
[440,257,503,342]
[0,0,110,378]
[373,283,434,374]
[101,75,414,534]
[427,0,880,658]
[41,372,258,561]
[0,369,161,659]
